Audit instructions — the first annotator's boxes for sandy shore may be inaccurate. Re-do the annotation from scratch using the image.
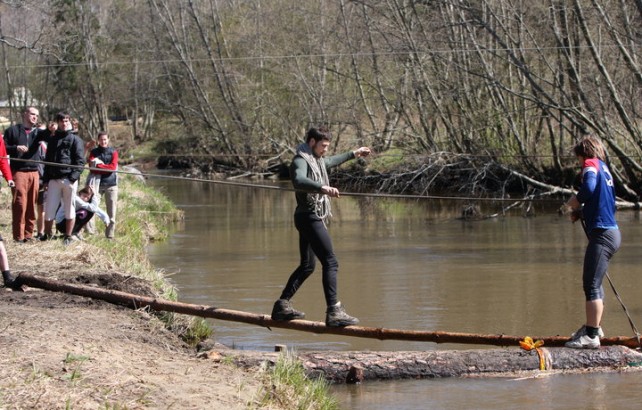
[0,250,273,409]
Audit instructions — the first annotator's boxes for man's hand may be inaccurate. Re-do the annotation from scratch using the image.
[16,145,28,153]
[354,147,371,158]
[321,186,340,198]
[8,180,15,188]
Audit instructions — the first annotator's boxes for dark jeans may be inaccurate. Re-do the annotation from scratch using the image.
[583,228,621,301]
[56,209,94,236]
[279,212,338,306]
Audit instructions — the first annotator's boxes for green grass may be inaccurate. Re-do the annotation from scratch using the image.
[63,353,90,384]
[367,147,409,172]
[78,173,214,345]
[259,352,339,410]
[63,353,90,364]
[86,174,181,299]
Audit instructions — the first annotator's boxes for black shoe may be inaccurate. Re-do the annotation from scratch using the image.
[326,302,359,327]
[271,299,305,321]
[39,233,52,241]
[2,271,23,291]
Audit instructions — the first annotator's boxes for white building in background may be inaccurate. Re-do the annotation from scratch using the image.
[0,86,42,109]
[0,87,43,130]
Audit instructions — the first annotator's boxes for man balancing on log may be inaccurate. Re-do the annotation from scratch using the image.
[271,126,371,327]
[563,135,620,349]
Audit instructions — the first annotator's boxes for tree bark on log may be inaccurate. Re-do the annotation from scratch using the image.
[14,272,641,350]
[213,346,642,383]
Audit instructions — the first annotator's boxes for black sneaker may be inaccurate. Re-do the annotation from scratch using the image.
[2,271,23,291]
[39,233,52,241]
[271,299,305,321]
[325,302,359,327]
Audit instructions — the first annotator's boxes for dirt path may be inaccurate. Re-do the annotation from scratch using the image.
[0,283,269,409]
[0,181,281,409]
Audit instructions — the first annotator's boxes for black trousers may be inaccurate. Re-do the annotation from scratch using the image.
[56,209,94,235]
[279,212,338,306]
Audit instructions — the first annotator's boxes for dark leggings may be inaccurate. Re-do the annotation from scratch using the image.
[279,212,338,306]
[55,209,94,235]
[583,228,621,301]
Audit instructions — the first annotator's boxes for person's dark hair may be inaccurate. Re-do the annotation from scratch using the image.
[97,131,108,139]
[55,111,70,122]
[573,135,606,161]
[306,126,332,143]
[78,186,93,198]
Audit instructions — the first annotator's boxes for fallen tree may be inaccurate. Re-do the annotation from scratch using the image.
[13,272,641,349]
[211,345,642,383]
[12,272,642,383]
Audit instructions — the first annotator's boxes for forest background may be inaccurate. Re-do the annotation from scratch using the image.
[2,0,642,202]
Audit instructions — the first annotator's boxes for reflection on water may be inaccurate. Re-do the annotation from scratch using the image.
[333,371,642,410]
[147,178,642,408]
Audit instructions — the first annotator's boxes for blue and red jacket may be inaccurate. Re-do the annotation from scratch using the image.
[576,158,618,232]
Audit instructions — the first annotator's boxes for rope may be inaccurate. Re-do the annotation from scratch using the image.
[2,156,562,204]
[129,152,642,160]
[519,337,548,370]
[6,42,631,70]
[295,143,331,222]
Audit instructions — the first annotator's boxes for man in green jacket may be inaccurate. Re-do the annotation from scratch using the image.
[271,126,371,327]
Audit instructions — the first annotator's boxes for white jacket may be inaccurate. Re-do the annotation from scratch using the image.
[55,194,110,226]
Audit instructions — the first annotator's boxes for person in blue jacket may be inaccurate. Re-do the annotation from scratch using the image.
[271,126,371,327]
[564,135,620,349]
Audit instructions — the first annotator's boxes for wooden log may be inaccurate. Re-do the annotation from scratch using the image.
[216,346,642,383]
[14,272,642,348]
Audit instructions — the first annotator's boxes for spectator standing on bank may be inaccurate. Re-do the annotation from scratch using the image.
[40,112,85,246]
[2,106,41,242]
[35,122,54,238]
[87,131,118,238]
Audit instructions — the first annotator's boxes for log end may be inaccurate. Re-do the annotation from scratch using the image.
[346,365,364,384]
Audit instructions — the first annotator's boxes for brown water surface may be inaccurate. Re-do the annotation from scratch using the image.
[147,178,642,409]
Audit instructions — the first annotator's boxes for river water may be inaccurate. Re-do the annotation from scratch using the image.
[146,177,642,409]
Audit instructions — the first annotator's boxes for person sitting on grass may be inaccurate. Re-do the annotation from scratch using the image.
[55,186,109,241]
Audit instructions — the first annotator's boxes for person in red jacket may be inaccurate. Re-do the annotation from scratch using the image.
[86,131,118,238]
[0,136,19,289]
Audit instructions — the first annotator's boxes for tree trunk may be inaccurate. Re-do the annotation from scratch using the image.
[13,272,641,349]
[220,345,642,383]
